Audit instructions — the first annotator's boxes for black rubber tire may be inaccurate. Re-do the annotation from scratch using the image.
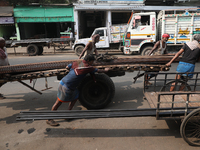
[160,80,191,92]
[180,108,200,146]
[141,46,153,56]
[78,73,115,109]
[75,45,84,56]
[27,44,39,56]
[38,46,44,55]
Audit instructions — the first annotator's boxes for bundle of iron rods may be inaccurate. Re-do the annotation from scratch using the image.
[0,59,79,74]
[17,109,157,120]
[0,56,178,75]
[16,107,187,121]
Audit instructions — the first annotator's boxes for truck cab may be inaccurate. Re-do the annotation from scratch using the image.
[123,12,156,55]
[72,27,109,56]
[93,27,109,48]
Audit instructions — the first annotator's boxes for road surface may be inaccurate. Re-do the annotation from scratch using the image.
[0,53,199,150]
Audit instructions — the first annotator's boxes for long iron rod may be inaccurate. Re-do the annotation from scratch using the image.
[18,81,42,95]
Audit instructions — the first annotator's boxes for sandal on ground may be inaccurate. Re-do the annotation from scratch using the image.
[0,94,6,99]
[146,81,152,85]
[46,120,59,126]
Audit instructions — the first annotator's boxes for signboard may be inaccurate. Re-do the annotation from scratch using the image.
[110,25,127,33]
[80,0,144,4]
[178,17,191,22]
[0,17,14,24]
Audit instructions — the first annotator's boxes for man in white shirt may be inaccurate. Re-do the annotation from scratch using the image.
[69,30,73,48]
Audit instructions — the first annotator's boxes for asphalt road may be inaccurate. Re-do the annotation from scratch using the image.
[0,53,199,150]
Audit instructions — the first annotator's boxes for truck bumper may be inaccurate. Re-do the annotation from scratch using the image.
[72,44,75,50]
[123,47,131,54]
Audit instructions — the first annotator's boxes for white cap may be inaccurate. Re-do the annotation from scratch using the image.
[0,37,5,41]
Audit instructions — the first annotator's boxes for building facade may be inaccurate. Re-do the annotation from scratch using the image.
[1,0,199,41]
[14,5,74,40]
[73,0,198,39]
[0,6,15,40]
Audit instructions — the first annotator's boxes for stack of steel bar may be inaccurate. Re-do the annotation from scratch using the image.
[0,56,178,83]
[93,55,177,67]
[0,56,177,75]
[16,109,157,120]
[16,107,187,121]
[0,59,79,74]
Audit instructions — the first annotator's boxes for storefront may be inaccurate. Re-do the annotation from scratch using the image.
[0,6,15,40]
[14,5,74,40]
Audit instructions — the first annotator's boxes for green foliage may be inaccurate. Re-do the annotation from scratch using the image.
[7,0,70,6]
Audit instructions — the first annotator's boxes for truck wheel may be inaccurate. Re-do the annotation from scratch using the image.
[75,45,84,56]
[78,73,115,109]
[38,46,44,55]
[27,44,39,56]
[141,46,153,56]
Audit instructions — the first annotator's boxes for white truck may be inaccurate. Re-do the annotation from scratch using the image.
[72,24,128,56]
[123,8,200,55]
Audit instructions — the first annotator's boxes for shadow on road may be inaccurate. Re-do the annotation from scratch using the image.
[0,81,146,124]
[44,119,181,138]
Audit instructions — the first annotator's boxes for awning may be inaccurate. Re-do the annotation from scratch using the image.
[14,6,74,23]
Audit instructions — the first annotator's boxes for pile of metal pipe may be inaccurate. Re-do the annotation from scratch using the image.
[17,106,186,121]
[17,109,157,121]
[0,59,79,74]
[93,55,178,66]
[0,56,177,75]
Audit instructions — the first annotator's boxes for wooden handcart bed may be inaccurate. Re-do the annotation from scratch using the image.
[144,91,200,109]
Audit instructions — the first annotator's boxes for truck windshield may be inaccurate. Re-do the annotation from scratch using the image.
[140,15,150,25]
[94,30,104,36]
[132,15,150,29]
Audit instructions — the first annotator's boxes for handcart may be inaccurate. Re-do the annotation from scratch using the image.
[17,71,200,146]
[144,71,200,146]
[52,32,73,50]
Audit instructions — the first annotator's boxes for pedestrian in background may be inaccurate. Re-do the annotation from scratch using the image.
[166,34,200,91]
[148,33,170,56]
[0,37,10,99]
[69,30,74,48]
[79,34,100,59]
[145,33,170,86]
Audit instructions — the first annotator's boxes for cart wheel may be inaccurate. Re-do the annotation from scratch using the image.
[160,80,191,91]
[38,46,44,55]
[27,44,39,56]
[78,73,115,109]
[75,45,84,56]
[180,108,200,146]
